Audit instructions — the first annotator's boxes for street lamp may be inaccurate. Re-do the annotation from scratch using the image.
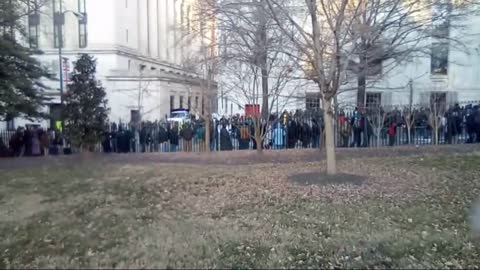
[54,5,85,131]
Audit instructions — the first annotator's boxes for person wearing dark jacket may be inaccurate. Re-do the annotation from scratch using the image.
[466,109,476,143]
[474,107,480,143]
[9,128,24,157]
[312,119,320,148]
[0,137,10,157]
[220,124,233,151]
[139,123,148,153]
[300,122,312,148]
[23,127,33,156]
[350,108,363,147]
[362,116,373,147]
[158,124,169,152]
[287,119,297,149]
[102,130,112,153]
[181,124,194,152]
[111,122,118,153]
[168,123,179,152]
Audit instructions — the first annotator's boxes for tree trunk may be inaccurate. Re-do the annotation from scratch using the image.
[261,66,269,122]
[255,117,263,154]
[357,73,366,109]
[258,8,269,123]
[322,98,337,175]
[407,124,411,144]
[205,119,211,153]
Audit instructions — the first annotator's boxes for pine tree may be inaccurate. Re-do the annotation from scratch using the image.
[64,54,109,151]
[0,0,52,120]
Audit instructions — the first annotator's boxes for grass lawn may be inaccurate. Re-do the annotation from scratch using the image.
[1,151,480,269]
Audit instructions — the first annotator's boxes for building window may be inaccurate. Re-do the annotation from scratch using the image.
[53,0,64,48]
[431,43,449,75]
[188,96,191,109]
[170,95,175,111]
[78,0,87,48]
[195,96,199,109]
[366,92,382,109]
[179,96,184,109]
[28,0,39,49]
[306,93,320,110]
[79,24,87,48]
[202,97,205,115]
[432,0,451,39]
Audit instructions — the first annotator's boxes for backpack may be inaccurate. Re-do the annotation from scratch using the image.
[240,126,249,140]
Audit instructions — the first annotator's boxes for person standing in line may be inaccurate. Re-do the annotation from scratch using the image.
[272,122,286,150]
[196,122,206,152]
[312,119,320,148]
[169,123,179,152]
[158,123,169,152]
[350,108,363,148]
[181,123,194,152]
[388,121,397,146]
[210,119,217,151]
[220,123,233,151]
[31,128,41,156]
[139,123,147,153]
[39,128,50,156]
[238,122,250,150]
[111,122,118,153]
[23,126,33,156]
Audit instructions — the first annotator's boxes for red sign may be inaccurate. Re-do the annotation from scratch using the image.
[245,104,260,118]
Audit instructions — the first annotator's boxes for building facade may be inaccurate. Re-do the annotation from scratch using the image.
[309,6,480,111]
[2,0,217,130]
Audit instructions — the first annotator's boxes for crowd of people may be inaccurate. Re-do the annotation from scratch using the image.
[3,104,480,157]
[97,112,324,154]
[337,103,480,147]
[0,126,68,157]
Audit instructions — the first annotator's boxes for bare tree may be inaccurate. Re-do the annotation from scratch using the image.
[345,0,478,108]
[265,0,478,174]
[178,0,219,153]
[220,54,305,153]
[427,94,447,145]
[366,106,387,147]
[266,0,366,174]
[402,106,416,144]
[186,0,304,153]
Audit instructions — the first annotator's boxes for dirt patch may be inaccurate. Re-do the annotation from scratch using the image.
[0,194,47,222]
[289,172,366,186]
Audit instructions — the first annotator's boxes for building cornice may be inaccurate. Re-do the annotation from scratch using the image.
[37,44,199,78]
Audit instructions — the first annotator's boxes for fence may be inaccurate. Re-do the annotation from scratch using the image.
[2,101,480,155]
[0,130,15,148]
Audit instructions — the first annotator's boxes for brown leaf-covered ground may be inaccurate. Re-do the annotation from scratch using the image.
[1,146,480,268]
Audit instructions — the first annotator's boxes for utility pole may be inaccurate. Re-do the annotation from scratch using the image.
[57,0,64,131]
